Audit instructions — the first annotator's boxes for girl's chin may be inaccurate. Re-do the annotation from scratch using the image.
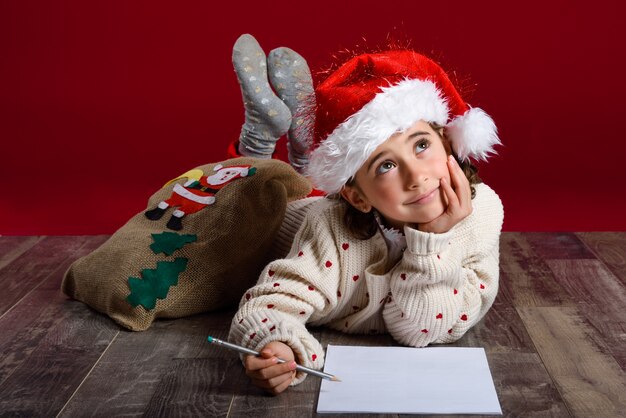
[382,204,447,230]
[414,205,446,225]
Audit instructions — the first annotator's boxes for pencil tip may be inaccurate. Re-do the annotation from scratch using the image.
[331,376,341,382]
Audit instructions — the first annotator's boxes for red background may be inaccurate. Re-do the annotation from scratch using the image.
[1,0,625,235]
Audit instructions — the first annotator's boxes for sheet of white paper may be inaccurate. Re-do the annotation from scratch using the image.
[317,345,501,415]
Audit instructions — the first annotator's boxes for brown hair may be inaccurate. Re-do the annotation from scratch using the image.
[342,124,482,240]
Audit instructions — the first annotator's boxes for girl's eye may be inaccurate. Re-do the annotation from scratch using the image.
[415,139,430,153]
[376,161,396,175]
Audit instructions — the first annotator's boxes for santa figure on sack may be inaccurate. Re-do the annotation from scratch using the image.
[145,164,256,230]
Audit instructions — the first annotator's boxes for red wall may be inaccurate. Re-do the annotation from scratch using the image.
[1,0,625,234]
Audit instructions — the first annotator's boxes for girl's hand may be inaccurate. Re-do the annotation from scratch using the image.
[243,341,297,395]
[419,156,472,234]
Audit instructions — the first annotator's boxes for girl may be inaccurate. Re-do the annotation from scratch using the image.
[229,40,503,395]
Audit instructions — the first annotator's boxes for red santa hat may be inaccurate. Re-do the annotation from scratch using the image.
[306,49,500,194]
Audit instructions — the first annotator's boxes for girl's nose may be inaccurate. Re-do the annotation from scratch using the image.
[405,164,428,190]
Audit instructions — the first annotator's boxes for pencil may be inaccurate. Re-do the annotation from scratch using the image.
[207,336,341,382]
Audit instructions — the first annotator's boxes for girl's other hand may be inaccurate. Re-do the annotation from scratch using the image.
[243,341,297,395]
[419,156,472,233]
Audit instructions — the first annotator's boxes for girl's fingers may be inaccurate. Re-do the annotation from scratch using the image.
[440,177,458,210]
[273,373,294,393]
[251,371,294,395]
[448,156,471,207]
[245,356,296,380]
[244,354,278,371]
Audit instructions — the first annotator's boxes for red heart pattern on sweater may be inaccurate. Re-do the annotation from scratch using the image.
[325,260,332,268]
[461,314,468,321]
[342,243,349,250]
[312,354,317,361]
[245,293,251,300]
[400,273,406,280]
[436,313,443,319]
[273,282,280,287]
[480,284,485,289]
[298,251,304,257]
[268,270,275,277]
[353,275,359,281]
[308,285,315,291]
[267,304,275,309]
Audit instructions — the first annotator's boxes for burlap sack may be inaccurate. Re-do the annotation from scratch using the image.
[62,157,312,331]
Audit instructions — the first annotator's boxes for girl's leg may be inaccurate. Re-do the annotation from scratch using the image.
[267,47,314,173]
[232,34,291,158]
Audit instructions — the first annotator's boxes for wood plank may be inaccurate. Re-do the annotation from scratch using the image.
[58,309,237,417]
[517,307,626,418]
[0,235,109,383]
[524,232,596,260]
[143,357,246,417]
[477,353,570,418]
[0,236,43,270]
[452,305,537,354]
[546,259,626,370]
[577,232,626,285]
[0,235,104,316]
[498,233,574,308]
[0,236,118,416]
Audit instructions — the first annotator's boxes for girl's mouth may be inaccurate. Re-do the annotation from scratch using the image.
[406,188,438,205]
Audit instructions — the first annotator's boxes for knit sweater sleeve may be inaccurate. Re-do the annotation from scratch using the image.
[228,200,341,384]
[382,184,504,347]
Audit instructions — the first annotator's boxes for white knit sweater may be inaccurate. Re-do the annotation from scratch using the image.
[229,183,503,384]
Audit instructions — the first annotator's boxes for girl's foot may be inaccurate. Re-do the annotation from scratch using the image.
[267,46,314,172]
[233,34,291,158]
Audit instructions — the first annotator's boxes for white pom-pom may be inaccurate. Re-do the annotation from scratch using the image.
[446,108,501,161]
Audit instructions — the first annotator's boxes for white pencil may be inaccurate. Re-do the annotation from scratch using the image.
[207,336,341,382]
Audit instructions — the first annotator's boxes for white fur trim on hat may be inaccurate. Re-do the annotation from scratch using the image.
[307,78,448,194]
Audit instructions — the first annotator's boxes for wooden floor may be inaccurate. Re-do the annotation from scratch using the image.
[0,233,625,417]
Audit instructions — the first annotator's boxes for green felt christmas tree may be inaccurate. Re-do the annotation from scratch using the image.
[127,258,188,309]
[149,231,197,255]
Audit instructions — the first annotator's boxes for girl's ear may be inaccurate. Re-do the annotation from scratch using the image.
[341,184,372,213]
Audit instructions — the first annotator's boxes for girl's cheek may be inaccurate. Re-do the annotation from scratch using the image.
[435,161,450,182]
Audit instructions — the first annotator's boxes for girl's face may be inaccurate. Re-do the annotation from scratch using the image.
[341,120,451,230]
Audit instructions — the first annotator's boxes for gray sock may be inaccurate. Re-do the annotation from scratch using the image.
[267,47,314,172]
[233,34,291,158]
